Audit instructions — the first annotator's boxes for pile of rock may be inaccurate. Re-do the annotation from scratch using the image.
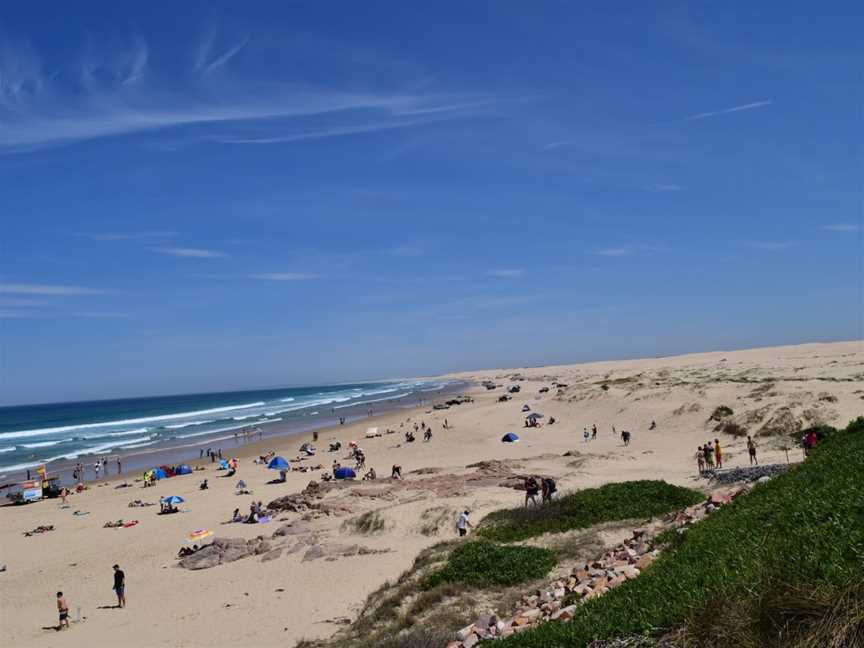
[444,529,660,646]
[444,489,749,647]
[178,536,275,570]
[706,463,791,485]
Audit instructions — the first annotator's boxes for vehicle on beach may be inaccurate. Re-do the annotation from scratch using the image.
[1,475,63,504]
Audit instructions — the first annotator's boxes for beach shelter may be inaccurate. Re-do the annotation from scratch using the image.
[501,432,520,443]
[267,456,290,471]
[187,529,213,543]
[522,405,531,412]
[175,464,193,475]
[162,495,185,506]
[334,467,356,480]
[218,459,229,470]
[152,467,168,480]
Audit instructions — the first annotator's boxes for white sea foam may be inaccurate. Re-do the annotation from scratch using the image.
[21,440,65,449]
[0,402,266,440]
[279,397,295,402]
[0,446,16,453]
[176,418,282,440]
[165,420,214,430]
[334,392,411,409]
[79,436,152,456]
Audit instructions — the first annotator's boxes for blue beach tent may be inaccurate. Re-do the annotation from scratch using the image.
[175,464,193,475]
[152,468,168,480]
[334,467,356,480]
[501,433,520,443]
[267,456,290,471]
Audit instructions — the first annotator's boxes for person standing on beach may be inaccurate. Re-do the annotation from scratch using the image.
[714,439,723,469]
[94,462,100,480]
[113,564,126,608]
[117,458,122,474]
[456,510,472,537]
[696,448,705,474]
[747,436,758,465]
[56,591,70,630]
[591,424,598,440]
[583,428,589,443]
[524,476,540,506]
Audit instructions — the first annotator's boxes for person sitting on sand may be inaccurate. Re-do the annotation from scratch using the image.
[548,416,555,425]
[423,428,432,442]
[231,508,242,523]
[199,479,208,490]
[524,476,540,507]
[363,467,377,481]
[57,592,70,630]
[650,420,657,430]
[391,464,402,479]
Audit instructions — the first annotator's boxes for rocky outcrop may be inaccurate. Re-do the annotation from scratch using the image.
[178,536,273,570]
[302,543,391,562]
[706,463,792,485]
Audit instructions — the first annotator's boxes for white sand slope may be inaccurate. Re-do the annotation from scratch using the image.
[0,340,861,647]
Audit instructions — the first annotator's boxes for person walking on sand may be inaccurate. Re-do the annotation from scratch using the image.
[94,462,101,480]
[704,443,714,469]
[457,510,472,537]
[113,564,126,608]
[747,436,758,465]
[714,439,723,469]
[56,591,70,630]
[583,428,589,443]
[696,448,705,474]
[591,424,597,440]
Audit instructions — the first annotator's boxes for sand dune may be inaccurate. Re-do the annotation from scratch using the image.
[0,340,861,647]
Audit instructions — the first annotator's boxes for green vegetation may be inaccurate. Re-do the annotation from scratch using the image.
[498,417,864,648]
[709,405,734,421]
[343,511,387,535]
[477,481,704,543]
[422,541,556,590]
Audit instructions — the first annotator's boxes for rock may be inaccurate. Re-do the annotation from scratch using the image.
[272,521,312,537]
[521,608,542,622]
[636,553,655,570]
[592,576,609,590]
[456,625,475,641]
[260,548,283,562]
[553,587,566,599]
[551,605,578,621]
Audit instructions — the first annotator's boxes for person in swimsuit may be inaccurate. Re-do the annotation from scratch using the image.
[113,564,126,608]
[747,436,758,465]
[524,476,540,507]
[57,592,69,630]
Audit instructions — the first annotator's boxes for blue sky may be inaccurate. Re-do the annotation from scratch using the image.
[1,1,861,405]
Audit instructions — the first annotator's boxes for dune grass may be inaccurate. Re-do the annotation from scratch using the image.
[477,480,704,543]
[422,540,557,590]
[497,417,864,647]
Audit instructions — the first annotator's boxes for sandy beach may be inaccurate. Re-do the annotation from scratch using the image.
[1,340,861,647]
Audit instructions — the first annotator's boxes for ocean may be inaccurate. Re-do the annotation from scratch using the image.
[0,379,460,480]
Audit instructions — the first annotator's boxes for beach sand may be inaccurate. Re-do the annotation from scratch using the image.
[0,340,861,647]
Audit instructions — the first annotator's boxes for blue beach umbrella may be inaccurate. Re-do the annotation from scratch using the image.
[161,495,185,506]
[267,456,290,471]
[501,432,520,443]
[334,467,356,480]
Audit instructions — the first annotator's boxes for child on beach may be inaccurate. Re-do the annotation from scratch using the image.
[456,510,472,537]
[56,592,69,630]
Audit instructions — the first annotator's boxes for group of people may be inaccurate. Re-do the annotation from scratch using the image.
[67,457,121,483]
[233,427,263,442]
[522,475,557,507]
[696,439,723,472]
[201,448,223,462]
[231,500,267,524]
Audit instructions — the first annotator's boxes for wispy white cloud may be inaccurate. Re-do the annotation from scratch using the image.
[250,272,320,281]
[0,32,484,153]
[744,240,795,250]
[0,309,42,319]
[486,269,524,278]
[594,247,632,257]
[646,183,684,192]
[387,245,424,257]
[0,283,104,295]
[822,223,860,233]
[685,100,771,121]
[84,231,175,241]
[74,311,130,318]
[0,297,49,307]
[156,247,226,258]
